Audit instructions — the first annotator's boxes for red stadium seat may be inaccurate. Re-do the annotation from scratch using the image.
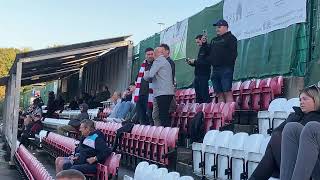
[240,80,256,110]
[272,76,284,96]
[178,103,192,130]
[160,127,179,165]
[146,126,164,160]
[151,127,171,162]
[213,102,236,130]
[15,144,53,180]
[171,103,185,127]
[232,81,242,108]
[139,126,157,157]
[183,88,193,103]
[132,126,151,155]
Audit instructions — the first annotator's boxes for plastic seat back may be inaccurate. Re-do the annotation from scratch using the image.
[268,98,287,112]
[179,176,194,180]
[134,161,149,180]
[167,128,179,148]
[245,134,264,154]
[285,98,300,113]
[164,172,180,180]
[150,167,169,180]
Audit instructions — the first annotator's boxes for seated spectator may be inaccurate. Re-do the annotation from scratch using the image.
[58,103,89,135]
[95,85,111,103]
[56,169,85,180]
[69,97,79,110]
[55,120,112,174]
[20,98,43,147]
[46,91,57,118]
[250,85,320,180]
[55,95,66,112]
[108,84,136,120]
[109,91,121,109]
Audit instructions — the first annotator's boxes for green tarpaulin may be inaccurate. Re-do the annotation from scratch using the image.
[132,0,313,88]
[305,0,320,86]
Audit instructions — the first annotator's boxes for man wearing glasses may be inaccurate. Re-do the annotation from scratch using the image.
[207,19,238,103]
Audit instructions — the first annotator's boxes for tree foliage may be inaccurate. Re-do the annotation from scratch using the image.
[0,48,25,99]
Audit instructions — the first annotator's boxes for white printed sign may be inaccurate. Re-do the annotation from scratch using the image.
[223,0,307,40]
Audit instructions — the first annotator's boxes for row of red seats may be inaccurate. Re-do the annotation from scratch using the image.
[175,76,283,111]
[232,76,283,111]
[15,144,53,180]
[42,131,121,180]
[172,102,235,133]
[95,121,122,145]
[42,132,79,157]
[95,122,179,167]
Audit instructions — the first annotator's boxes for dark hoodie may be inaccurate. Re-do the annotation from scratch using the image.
[75,130,111,165]
[206,31,238,68]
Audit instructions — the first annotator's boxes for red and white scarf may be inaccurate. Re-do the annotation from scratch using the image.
[134,60,153,108]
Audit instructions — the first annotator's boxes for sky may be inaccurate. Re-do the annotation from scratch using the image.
[0,0,222,50]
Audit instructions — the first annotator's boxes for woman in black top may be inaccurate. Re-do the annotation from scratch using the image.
[250,86,320,180]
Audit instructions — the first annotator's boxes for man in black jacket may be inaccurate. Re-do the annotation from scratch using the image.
[207,19,237,103]
[55,119,112,174]
[187,34,211,103]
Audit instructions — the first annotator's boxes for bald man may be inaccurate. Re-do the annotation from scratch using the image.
[144,47,174,127]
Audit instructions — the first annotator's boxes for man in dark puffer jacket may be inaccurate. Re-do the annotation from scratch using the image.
[55,119,112,174]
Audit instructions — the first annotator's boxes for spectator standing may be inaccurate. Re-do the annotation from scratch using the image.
[134,47,154,125]
[144,47,174,127]
[207,19,237,102]
[187,34,211,103]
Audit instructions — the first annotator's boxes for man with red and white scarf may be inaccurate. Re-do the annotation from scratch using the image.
[134,47,154,125]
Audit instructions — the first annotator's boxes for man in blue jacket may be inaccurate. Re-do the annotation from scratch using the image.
[55,119,112,174]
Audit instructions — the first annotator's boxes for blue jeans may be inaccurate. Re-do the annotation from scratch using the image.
[211,67,234,93]
[116,101,134,119]
[62,158,97,174]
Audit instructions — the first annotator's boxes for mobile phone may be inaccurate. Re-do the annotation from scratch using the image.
[203,29,208,36]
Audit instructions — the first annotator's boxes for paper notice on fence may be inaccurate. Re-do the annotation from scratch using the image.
[223,0,307,40]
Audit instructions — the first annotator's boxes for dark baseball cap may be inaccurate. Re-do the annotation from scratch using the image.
[213,19,228,27]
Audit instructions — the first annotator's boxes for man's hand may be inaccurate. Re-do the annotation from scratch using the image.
[86,157,97,164]
[69,155,78,161]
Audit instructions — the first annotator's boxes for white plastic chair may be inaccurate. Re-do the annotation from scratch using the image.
[192,130,219,176]
[258,98,287,136]
[133,161,149,180]
[163,172,180,180]
[144,164,158,179]
[179,176,194,180]
[231,134,264,180]
[247,136,271,178]
[285,98,300,113]
[204,131,233,179]
[150,168,168,180]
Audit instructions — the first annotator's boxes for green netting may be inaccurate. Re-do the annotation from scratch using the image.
[133,0,312,88]
[305,0,320,86]
[182,3,223,88]
[234,24,307,80]
[131,33,160,82]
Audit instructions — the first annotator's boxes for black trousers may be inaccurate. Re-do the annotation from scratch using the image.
[194,75,210,103]
[249,130,281,180]
[155,95,174,127]
[136,95,152,125]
